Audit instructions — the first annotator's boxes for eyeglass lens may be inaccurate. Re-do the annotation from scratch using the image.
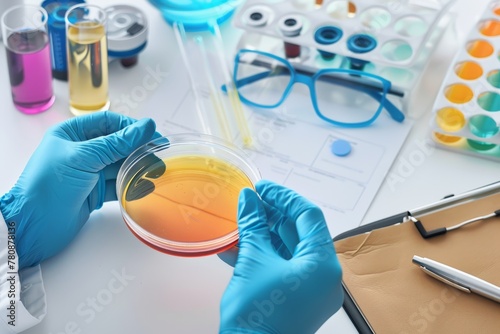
[235,51,292,107]
[235,50,386,125]
[315,72,385,124]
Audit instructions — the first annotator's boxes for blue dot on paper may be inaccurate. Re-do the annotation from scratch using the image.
[331,139,352,157]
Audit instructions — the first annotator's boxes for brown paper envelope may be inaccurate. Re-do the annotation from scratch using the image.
[335,192,500,334]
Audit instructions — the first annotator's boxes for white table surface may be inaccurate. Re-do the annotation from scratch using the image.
[1,0,498,333]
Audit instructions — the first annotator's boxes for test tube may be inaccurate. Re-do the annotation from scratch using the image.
[314,26,343,60]
[66,4,110,115]
[1,5,55,114]
[0,0,25,40]
[346,33,377,71]
[42,0,85,80]
[278,15,303,59]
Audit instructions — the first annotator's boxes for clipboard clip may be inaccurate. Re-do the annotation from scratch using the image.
[407,210,500,239]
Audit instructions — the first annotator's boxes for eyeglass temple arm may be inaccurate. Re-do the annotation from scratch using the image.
[226,70,405,123]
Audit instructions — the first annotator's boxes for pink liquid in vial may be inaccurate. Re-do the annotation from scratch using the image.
[5,31,54,114]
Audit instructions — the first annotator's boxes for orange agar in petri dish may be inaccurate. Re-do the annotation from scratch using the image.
[122,155,252,253]
[444,83,473,104]
[466,39,494,58]
[117,134,260,257]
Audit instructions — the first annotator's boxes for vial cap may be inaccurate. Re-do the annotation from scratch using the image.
[347,34,377,53]
[105,5,148,56]
[278,15,303,37]
[314,26,343,45]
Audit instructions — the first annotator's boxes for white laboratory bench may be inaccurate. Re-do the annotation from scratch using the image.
[1,0,499,333]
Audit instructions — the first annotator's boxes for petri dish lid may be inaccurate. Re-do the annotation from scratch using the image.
[117,133,261,257]
[147,0,243,31]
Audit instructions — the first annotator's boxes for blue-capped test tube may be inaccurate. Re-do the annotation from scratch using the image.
[346,33,377,71]
[42,0,86,81]
[314,26,343,60]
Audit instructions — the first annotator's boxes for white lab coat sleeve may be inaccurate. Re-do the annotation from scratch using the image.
[0,211,46,333]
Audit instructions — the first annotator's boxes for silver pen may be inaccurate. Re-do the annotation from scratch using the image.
[412,255,500,303]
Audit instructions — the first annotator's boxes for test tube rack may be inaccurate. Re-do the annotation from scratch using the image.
[430,0,500,160]
[232,0,456,113]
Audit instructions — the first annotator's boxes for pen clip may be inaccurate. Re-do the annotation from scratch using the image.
[420,266,471,294]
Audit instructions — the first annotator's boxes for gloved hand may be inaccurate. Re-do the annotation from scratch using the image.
[0,111,159,269]
[220,180,344,334]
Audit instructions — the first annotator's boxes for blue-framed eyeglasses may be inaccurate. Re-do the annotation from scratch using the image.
[231,49,405,128]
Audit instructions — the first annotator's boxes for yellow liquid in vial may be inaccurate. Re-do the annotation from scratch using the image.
[122,155,254,244]
[67,23,109,115]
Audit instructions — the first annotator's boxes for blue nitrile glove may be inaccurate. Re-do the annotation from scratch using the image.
[220,180,344,334]
[0,111,159,269]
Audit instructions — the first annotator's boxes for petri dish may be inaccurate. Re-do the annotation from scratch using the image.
[117,133,261,257]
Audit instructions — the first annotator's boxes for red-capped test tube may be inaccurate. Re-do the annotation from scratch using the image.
[278,15,303,58]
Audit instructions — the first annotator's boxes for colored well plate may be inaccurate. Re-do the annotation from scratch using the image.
[466,39,494,58]
[444,83,473,104]
[454,61,483,80]
[487,69,500,88]
[468,114,499,138]
[435,107,466,132]
[479,19,500,36]
[477,91,500,111]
